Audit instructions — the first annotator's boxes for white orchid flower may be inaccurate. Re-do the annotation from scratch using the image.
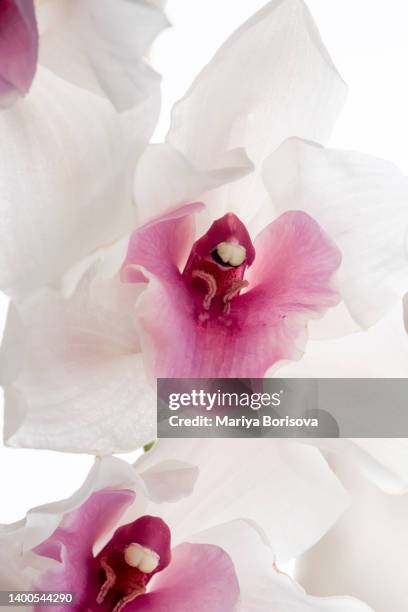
[1,0,348,451]
[2,0,408,453]
[0,451,374,612]
[0,0,168,300]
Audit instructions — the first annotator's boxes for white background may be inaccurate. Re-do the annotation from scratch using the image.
[1,0,408,525]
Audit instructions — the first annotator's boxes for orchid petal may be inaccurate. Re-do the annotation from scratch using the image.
[0,456,145,598]
[122,201,204,285]
[0,272,155,453]
[0,452,199,564]
[168,0,346,170]
[137,439,350,563]
[167,0,346,223]
[296,455,408,612]
[275,302,408,378]
[264,137,408,328]
[0,0,38,108]
[34,489,136,610]
[130,542,239,611]
[301,437,408,495]
[0,453,202,605]
[37,0,168,110]
[189,520,373,612]
[134,143,254,228]
[25,457,143,550]
[139,459,199,504]
[0,67,158,299]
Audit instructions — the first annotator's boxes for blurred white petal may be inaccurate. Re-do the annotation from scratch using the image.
[191,520,373,612]
[37,0,168,110]
[264,138,408,329]
[296,454,408,612]
[299,437,408,496]
[0,67,158,299]
[275,303,408,377]
[139,459,199,503]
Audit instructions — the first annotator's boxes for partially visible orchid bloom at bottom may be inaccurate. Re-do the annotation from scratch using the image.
[0,455,374,612]
[34,489,239,612]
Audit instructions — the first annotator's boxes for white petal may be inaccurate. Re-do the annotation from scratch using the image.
[263,138,408,328]
[134,143,254,230]
[37,0,168,110]
[274,303,408,378]
[0,271,156,453]
[189,520,373,612]
[0,67,158,299]
[139,458,199,504]
[168,0,346,170]
[168,0,346,227]
[137,438,350,562]
[296,454,408,612]
[300,438,408,496]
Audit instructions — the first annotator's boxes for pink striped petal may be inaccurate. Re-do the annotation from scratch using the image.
[122,202,205,284]
[0,0,38,107]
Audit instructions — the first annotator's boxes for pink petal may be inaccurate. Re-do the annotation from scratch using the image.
[128,543,239,611]
[34,489,135,611]
[0,0,38,106]
[134,210,341,377]
[121,202,205,284]
[233,210,342,374]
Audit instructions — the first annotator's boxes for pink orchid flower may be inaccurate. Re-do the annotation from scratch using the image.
[122,202,341,377]
[0,0,38,107]
[34,489,239,612]
[0,455,374,612]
